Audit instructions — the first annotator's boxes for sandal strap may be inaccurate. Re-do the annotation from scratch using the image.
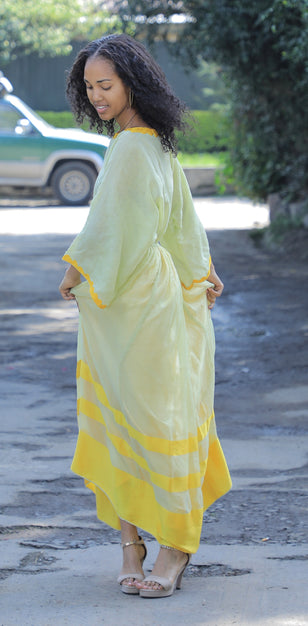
[142,574,172,591]
[121,535,145,549]
[117,572,144,584]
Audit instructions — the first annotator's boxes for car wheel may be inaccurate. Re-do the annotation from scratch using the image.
[51,162,97,205]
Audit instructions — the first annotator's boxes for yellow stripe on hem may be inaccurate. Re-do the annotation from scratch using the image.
[71,430,231,553]
[62,254,106,309]
[77,398,207,492]
[77,359,214,456]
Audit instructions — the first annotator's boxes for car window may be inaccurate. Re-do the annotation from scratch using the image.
[0,101,22,134]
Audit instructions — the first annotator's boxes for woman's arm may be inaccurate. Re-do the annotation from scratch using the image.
[59,265,81,300]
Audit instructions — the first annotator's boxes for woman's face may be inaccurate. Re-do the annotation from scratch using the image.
[84,55,130,127]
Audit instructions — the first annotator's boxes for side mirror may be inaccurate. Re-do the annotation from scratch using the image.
[15,118,35,136]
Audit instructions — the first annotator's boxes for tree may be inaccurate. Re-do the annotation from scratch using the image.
[0,0,119,66]
[117,0,308,209]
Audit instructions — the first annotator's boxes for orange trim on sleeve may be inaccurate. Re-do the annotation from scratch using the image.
[181,257,212,290]
[62,254,107,309]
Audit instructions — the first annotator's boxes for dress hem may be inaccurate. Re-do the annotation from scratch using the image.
[71,429,232,554]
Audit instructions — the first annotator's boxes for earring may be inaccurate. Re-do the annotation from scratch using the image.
[129,90,134,108]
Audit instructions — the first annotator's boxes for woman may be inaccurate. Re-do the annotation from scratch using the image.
[59,33,231,599]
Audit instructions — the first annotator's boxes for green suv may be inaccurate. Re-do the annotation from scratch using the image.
[0,74,109,205]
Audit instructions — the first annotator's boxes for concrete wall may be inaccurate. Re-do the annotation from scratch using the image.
[184,168,218,196]
[184,167,234,196]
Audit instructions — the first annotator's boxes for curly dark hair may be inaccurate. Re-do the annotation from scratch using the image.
[66,33,188,154]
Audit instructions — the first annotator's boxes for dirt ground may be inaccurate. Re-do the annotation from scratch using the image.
[0,194,307,625]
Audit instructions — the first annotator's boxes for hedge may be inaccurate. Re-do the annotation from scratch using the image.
[37,109,229,153]
[37,110,79,129]
[177,110,229,153]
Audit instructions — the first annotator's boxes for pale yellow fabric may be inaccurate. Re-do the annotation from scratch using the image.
[63,129,231,553]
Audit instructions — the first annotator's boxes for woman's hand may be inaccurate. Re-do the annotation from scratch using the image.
[59,265,81,301]
[206,262,224,310]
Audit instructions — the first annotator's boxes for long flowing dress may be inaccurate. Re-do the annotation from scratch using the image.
[63,127,231,554]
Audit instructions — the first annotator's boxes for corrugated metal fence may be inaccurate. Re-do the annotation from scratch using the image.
[3,41,208,112]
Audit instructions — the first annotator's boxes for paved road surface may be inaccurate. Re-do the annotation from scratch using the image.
[0,197,307,625]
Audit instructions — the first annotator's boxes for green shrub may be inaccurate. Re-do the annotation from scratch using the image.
[178,151,224,167]
[37,109,230,153]
[250,214,303,249]
[37,110,92,131]
[37,111,76,127]
[177,110,229,154]
[174,0,308,203]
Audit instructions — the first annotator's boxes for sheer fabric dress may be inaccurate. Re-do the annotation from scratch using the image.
[63,128,232,554]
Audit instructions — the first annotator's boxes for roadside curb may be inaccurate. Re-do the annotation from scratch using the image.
[184,167,234,196]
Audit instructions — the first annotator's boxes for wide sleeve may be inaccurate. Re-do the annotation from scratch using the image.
[160,157,212,290]
[62,135,160,308]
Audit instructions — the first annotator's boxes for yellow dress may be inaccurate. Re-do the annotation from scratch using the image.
[63,128,231,554]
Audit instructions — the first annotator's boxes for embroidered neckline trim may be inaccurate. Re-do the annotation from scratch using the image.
[114,127,158,139]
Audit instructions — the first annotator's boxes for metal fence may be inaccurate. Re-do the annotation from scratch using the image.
[4,41,208,112]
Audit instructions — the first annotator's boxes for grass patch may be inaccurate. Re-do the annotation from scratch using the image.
[178,152,224,168]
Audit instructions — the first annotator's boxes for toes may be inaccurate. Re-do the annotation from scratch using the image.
[138,581,163,591]
[121,577,135,586]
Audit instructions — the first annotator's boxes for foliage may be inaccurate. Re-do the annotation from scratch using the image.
[177,110,228,153]
[0,0,119,66]
[185,0,308,202]
[37,109,230,154]
[195,61,228,112]
[177,152,224,167]
[119,0,308,202]
[250,214,303,251]
[38,110,225,168]
[37,110,81,128]
[265,214,302,240]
